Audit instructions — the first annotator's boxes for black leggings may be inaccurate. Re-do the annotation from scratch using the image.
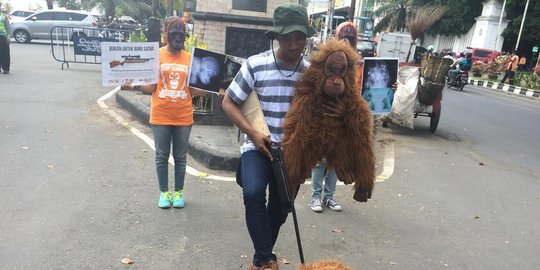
[0,36,10,72]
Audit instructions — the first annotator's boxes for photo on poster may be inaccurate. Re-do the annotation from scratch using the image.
[361,57,399,114]
[188,48,226,93]
[220,55,243,90]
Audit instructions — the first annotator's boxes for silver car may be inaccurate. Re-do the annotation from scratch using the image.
[10,10,97,43]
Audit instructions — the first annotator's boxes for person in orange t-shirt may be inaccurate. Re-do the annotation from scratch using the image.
[501,50,519,85]
[122,16,205,209]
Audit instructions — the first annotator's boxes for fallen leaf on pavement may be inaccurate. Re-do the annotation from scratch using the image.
[141,149,148,153]
[479,162,484,166]
[473,214,480,219]
[389,262,397,265]
[21,146,30,150]
[279,258,290,264]
[332,227,344,233]
[120,258,134,264]
[47,164,55,169]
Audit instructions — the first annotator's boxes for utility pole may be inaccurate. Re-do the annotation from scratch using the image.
[494,0,506,51]
[515,0,530,51]
[349,0,356,22]
[323,0,335,42]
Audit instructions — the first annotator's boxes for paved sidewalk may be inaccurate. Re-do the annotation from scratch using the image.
[469,79,540,100]
[115,89,241,171]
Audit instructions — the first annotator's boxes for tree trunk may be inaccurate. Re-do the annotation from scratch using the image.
[46,0,53,9]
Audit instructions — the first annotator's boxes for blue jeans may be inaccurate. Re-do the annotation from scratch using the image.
[311,161,337,200]
[151,124,192,192]
[239,150,288,266]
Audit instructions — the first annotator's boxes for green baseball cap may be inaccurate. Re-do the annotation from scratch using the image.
[265,3,316,40]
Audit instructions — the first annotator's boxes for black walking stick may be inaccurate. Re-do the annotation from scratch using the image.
[269,144,305,264]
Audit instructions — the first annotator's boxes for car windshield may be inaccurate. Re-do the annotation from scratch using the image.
[357,40,374,50]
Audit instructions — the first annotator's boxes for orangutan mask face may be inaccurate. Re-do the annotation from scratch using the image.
[323,50,348,97]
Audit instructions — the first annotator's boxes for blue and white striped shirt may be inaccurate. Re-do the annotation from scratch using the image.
[226,49,310,153]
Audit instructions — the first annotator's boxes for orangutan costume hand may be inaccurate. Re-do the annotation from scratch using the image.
[282,39,375,202]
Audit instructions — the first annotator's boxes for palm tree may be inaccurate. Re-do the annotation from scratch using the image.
[405,5,448,62]
[373,0,415,34]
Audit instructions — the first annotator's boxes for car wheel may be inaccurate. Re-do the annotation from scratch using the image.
[14,30,31,43]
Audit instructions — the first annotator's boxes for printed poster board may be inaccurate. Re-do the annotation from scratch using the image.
[101,42,159,87]
[187,47,243,94]
[361,57,399,114]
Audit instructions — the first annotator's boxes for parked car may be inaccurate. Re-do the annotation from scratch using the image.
[9,10,36,22]
[10,10,98,43]
[467,47,499,63]
[357,37,377,57]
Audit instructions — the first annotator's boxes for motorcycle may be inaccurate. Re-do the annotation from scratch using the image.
[447,69,469,91]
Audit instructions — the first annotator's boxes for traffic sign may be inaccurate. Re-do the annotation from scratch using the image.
[533,46,539,52]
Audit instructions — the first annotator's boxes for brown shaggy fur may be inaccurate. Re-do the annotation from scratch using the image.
[297,259,353,270]
[282,39,375,202]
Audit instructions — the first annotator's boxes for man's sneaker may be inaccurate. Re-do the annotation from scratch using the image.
[158,191,172,208]
[323,198,343,211]
[172,190,184,208]
[310,197,323,212]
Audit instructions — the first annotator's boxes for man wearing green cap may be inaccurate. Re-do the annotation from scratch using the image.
[222,3,317,270]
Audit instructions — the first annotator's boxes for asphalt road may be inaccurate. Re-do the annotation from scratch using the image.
[1,43,539,270]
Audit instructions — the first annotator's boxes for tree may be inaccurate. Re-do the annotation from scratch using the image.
[46,0,54,9]
[499,0,540,47]
[405,5,448,62]
[57,0,81,10]
[373,0,415,34]
[421,0,483,36]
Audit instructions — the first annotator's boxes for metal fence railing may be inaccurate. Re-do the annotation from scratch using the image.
[50,26,133,69]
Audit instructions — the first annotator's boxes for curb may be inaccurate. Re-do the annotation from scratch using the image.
[115,90,240,171]
[469,79,540,100]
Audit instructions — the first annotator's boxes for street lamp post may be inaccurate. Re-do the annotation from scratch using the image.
[515,0,530,51]
[494,0,506,51]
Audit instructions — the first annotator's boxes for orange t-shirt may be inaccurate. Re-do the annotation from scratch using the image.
[356,64,364,93]
[508,55,519,72]
[150,47,193,126]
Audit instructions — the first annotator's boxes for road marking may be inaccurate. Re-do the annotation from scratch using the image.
[98,88,396,184]
[376,143,395,182]
[98,87,236,182]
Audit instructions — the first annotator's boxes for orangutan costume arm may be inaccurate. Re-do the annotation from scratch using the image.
[282,39,375,202]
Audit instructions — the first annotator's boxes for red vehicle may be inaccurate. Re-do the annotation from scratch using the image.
[467,47,499,63]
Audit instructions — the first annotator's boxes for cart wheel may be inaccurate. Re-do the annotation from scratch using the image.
[382,121,388,128]
[430,109,441,133]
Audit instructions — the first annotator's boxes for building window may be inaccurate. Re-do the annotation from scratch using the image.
[232,0,266,13]
[185,0,196,12]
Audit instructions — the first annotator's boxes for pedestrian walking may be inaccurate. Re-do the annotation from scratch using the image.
[121,16,204,209]
[222,3,319,269]
[501,50,519,85]
[519,54,527,71]
[0,2,11,74]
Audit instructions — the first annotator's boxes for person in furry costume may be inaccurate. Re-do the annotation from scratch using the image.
[297,259,352,270]
[282,39,375,202]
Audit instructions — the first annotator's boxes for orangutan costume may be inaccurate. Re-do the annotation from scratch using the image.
[282,39,375,202]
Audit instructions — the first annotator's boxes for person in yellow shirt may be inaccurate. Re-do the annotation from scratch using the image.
[122,16,205,209]
[0,2,10,74]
